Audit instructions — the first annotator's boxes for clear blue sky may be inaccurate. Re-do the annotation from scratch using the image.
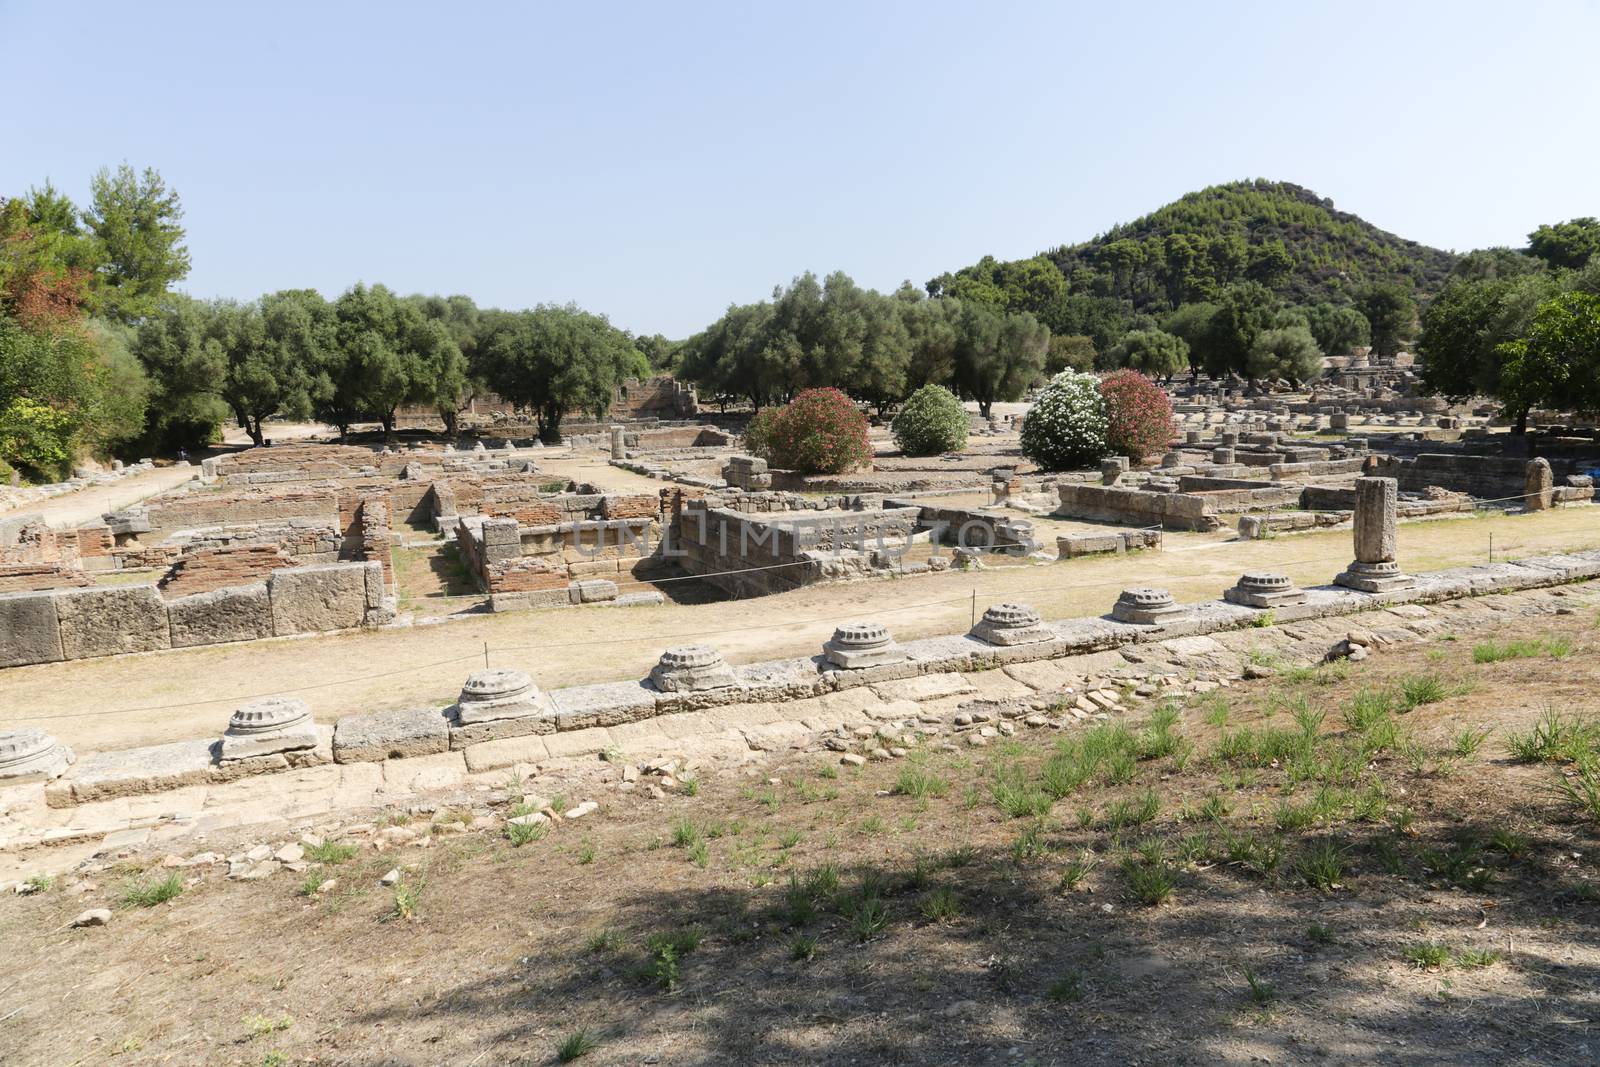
[4,0,1596,337]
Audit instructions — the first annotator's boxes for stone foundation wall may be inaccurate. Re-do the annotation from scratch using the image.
[1368,453,1573,501]
[22,546,1600,815]
[0,561,386,669]
[1055,484,1223,532]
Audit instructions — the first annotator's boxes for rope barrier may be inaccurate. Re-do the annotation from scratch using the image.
[18,528,1583,724]
[7,493,1593,724]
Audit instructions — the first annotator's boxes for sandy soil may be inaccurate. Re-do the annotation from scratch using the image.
[5,506,1598,755]
[2,613,1596,1066]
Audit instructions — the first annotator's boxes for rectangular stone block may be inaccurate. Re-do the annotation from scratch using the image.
[268,563,369,635]
[56,739,216,805]
[0,590,63,668]
[332,706,450,763]
[53,585,171,659]
[167,583,274,648]
[462,733,551,772]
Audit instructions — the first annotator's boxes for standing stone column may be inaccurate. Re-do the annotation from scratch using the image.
[609,425,626,460]
[1524,458,1553,511]
[1334,477,1414,592]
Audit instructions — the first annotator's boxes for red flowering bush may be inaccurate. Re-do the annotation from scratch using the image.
[761,388,873,474]
[1099,369,1175,463]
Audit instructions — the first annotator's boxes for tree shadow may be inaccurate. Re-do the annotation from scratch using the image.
[344,811,1600,1066]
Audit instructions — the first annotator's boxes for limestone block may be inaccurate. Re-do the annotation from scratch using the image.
[268,563,369,635]
[0,729,74,782]
[0,591,63,668]
[167,583,274,648]
[649,645,738,692]
[363,560,385,608]
[1351,477,1398,564]
[823,621,909,669]
[55,739,216,805]
[576,578,620,603]
[332,706,450,763]
[1524,458,1554,511]
[220,697,319,760]
[54,585,171,659]
[970,602,1055,646]
[1111,588,1187,625]
[1223,572,1308,609]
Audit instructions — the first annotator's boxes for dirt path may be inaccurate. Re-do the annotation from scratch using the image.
[5,505,1597,753]
[0,464,199,530]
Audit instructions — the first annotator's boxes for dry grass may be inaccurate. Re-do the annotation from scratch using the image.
[2,613,1599,1064]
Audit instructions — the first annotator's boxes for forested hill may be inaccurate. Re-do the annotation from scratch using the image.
[928,179,1459,345]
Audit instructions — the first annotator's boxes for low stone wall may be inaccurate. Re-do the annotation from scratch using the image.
[1055,484,1223,532]
[0,561,388,669]
[22,545,1600,812]
[1056,528,1163,558]
[1368,452,1573,501]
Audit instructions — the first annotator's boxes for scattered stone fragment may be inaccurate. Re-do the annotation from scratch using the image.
[839,753,866,767]
[565,801,598,820]
[379,868,400,887]
[72,909,112,928]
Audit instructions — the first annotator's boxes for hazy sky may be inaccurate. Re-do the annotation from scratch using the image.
[5,1,1596,336]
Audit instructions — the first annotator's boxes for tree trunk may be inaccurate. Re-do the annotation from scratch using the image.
[380,411,395,443]
[540,404,563,445]
[1514,408,1528,434]
[247,416,265,448]
[440,408,458,438]
[978,399,993,419]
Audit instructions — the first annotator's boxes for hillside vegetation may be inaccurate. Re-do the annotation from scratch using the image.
[927,180,1459,351]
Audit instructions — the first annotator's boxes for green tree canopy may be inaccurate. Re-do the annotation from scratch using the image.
[1498,291,1600,431]
[1302,302,1370,355]
[1246,325,1322,385]
[1355,282,1415,357]
[325,284,464,440]
[1527,218,1600,271]
[1107,328,1189,379]
[479,303,646,443]
[81,165,191,323]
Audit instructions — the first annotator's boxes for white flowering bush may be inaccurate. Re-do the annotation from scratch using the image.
[892,384,968,456]
[1020,370,1109,471]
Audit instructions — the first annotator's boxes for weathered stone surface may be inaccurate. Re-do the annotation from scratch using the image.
[1111,588,1187,625]
[332,706,449,763]
[452,669,550,724]
[649,645,739,692]
[0,591,63,668]
[823,621,908,669]
[1337,477,1414,593]
[1223,572,1308,609]
[551,680,658,729]
[1351,477,1397,564]
[220,697,319,760]
[0,729,74,781]
[54,585,171,659]
[970,602,1054,646]
[1524,458,1554,511]
[167,583,274,648]
[268,563,369,636]
[51,739,216,805]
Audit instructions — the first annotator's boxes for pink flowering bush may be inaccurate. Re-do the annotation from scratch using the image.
[1099,369,1176,463]
[760,388,872,474]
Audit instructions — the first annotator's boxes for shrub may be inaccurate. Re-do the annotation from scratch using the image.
[1019,370,1108,471]
[741,407,780,459]
[1098,369,1175,463]
[762,388,872,474]
[891,384,967,456]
